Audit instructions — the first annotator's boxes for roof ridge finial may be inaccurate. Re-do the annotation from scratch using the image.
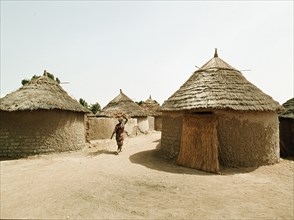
[43,70,48,77]
[120,89,122,93]
[149,95,152,99]
[214,48,218,58]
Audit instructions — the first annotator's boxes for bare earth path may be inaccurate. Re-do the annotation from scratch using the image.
[1,131,293,219]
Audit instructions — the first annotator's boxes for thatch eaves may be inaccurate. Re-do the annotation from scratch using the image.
[96,90,148,117]
[161,50,282,112]
[279,98,294,119]
[0,75,89,113]
[140,95,162,116]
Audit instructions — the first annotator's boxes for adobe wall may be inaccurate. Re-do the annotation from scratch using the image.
[216,110,280,167]
[137,117,149,133]
[160,112,183,159]
[148,116,155,131]
[0,110,86,158]
[86,117,138,141]
[155,117,162,131]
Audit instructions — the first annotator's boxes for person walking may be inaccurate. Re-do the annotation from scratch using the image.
[111,114,128,154]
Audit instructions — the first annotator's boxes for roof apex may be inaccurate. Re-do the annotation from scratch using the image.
[199,49,237,71]
[97,90,148,117]
[0,72,89,113]
[161,50,282,112]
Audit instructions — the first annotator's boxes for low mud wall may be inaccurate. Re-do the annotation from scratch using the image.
[148,116,155,131]
[155,117,162,131]
[137,117,149,133]
[86,117,138,141]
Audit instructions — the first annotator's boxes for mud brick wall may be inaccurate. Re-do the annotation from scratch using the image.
[147,116,155,131]
[0,110,86,158]
[160,112,183,159]
[137,117,149,133]
[154,116,162,131]
[217,110,280,167]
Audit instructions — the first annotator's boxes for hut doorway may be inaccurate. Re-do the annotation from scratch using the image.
[177,114,220,173]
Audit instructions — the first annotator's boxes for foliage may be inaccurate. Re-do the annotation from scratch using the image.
[79,98,88,108]
[21,79,30,86]
[79,99,101,114]
[21,71,60,85]
[90,102,101,114]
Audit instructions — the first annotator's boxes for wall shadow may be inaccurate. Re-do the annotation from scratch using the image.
[129,149,212,176]
[220,166,258,175]
[281,156,294,161]
[0,157,18,161]
[153,138,161,143]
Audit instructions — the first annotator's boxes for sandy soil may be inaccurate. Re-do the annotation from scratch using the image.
[1,131,293,219]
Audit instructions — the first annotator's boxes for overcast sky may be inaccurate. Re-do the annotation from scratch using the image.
[1,1,293,107]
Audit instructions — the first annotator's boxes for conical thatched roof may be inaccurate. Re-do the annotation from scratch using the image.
[140,95,162,116]
[279,98,294,119]
[96,90,148,117]
[0,75,89,113]
[161,49,282,112]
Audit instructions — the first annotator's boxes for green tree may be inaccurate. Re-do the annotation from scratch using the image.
[90,102,101,114]
[79,99,101,114]
[79,98,88,108]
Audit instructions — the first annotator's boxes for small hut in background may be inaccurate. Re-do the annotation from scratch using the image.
[160,49,282,173]
[140,95,162,131]
[279,98,294,157]
[87,90,149,140]
[0,72,90,158]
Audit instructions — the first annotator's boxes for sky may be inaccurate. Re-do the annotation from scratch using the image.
[1,1,293,108]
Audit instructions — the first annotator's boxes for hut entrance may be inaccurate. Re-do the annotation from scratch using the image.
[177,115,219,173]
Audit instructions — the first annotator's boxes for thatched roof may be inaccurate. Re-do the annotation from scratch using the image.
[279,98,294,119]
[0,75,89,113]
[161,49,282,112]
[140,95,162,116]
[96,90,148,117]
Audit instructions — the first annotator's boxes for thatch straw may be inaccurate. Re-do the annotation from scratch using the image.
[140,95,162,116]
[0,76,89,113]
[176,115,219,173]
[279,98,294,119]
[161,51,282,112]
[96,90,148,117]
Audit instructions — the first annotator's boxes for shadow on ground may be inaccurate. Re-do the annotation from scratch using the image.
[129,149,211,176]
[130,140,260,175]
[87,150,117,157]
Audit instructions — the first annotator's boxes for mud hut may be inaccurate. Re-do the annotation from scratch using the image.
[160,49,282,173]
[87,90,149,140]
[0,73,90,158]
[279,98,294,157]
[140,95,162,131]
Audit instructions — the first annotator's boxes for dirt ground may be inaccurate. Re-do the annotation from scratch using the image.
[1,131,293,219]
